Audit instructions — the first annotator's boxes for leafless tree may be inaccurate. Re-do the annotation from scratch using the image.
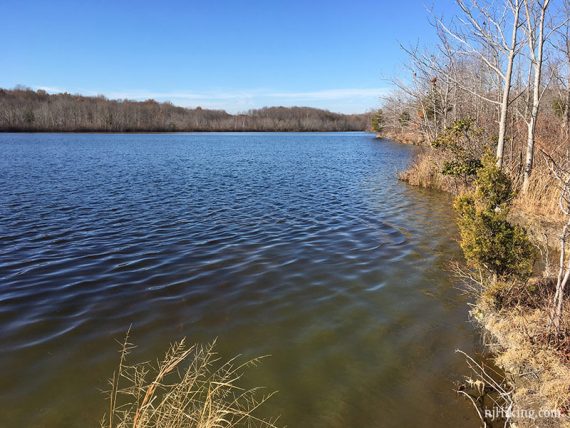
[543,148,570,331]
[0,88,370,132]
[435,0,524,168]
[522,0,553,193]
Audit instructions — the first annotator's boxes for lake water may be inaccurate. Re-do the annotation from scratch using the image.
[0,132,479,427]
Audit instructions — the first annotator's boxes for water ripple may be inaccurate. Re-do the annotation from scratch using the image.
[0,133,477,427]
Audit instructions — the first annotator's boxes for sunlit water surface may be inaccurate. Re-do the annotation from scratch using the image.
[0,132,479,427]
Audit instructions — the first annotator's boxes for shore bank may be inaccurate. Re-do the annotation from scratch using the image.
[381,131,570,427]
[376,130,425,146]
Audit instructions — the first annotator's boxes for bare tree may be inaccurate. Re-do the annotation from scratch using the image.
[543,149,570,331]
[435,0,523,168]
[0,88,370,132]
[547,1,570,140]
[522,0,552,193]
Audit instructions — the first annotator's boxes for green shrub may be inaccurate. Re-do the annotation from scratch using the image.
[473,152,513,209]
[442,159,482,177]
[454,152,535,281]
[431,119,476,150]
[431,119,486,181]
[370,109,384,133]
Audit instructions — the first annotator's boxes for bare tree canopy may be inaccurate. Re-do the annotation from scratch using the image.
[0,87,370,133]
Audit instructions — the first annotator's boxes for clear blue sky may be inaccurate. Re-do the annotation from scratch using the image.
[0,0,454,113]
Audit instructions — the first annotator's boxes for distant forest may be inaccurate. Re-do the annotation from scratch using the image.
[0,87,370,132]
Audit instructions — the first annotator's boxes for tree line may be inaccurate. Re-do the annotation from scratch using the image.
[0,87,370,132]
[377,0,569,194]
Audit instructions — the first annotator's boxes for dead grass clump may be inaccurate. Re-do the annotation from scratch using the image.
[101,332,278,428]
[481,277,558,311]
[399,149,466,193]
[381,129,425,145]
[454,260,570,425]
[478,303,570,427]
[515,168,560,220]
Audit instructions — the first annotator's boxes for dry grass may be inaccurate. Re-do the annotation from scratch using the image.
[398,148,471,194]
[513,167,561,221]
[452,263,570,426]
[398,149,444,189]
[101,332,279,428]
[380,129,425,145]
[511,164,564,252]
[469,296,570,428]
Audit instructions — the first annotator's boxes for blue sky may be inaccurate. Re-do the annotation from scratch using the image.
[0,0,454,113]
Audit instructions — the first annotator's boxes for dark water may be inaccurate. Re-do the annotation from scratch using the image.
[0,132,478,427]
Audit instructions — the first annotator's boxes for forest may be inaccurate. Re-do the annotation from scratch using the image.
[0,87,370,132]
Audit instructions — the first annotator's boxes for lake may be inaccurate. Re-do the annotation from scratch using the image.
[0,132,479,427]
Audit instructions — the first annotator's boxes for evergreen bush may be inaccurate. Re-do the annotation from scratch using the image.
[454,152,535,281]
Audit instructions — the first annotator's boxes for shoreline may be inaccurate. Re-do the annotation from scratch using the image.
[375,130,424,146]
[0,129,371,134]
[382,130,570,427]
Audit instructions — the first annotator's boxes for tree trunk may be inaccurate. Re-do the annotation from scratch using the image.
[553,220,570,331]
[522,0,549,193]
[496,3,520,169]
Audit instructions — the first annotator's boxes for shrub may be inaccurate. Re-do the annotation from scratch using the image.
[454,152,535,281]
[473,152,513,210]
[431,119,487,182]
[370,109,384,133]
[441,158,482,177]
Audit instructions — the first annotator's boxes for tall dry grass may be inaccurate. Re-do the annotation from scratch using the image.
[513,165,562,218]
[398,148,473,194]
[511,166,563,252]
[101,332,278,428]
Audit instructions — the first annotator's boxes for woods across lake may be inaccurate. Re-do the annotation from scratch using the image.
[0,87,370,133]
